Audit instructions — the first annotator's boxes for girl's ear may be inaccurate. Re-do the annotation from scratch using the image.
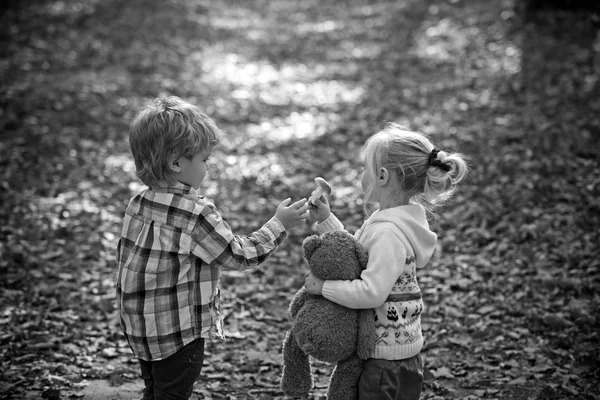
[378,167,389,185]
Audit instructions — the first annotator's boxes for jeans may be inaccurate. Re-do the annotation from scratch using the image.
[358,354,424,400]
[139,338,205,400]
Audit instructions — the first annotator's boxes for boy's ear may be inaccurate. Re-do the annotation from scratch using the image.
[169,157,182,173]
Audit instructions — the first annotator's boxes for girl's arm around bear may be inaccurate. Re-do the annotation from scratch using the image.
[308,229,407,309]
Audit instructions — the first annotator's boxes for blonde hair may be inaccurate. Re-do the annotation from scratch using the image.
[362,123,468,215]
[129,96,221,186]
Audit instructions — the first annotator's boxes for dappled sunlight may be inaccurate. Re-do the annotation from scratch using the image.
[297,19,342,34]
[414,14,521,76]
[246,111,334,142]
[181,41,369,199]
[104,154,135,174]
[184,49,365,150]
[224,153,286,184]
[208,3,264,38]
[259,77,365,108]
[104,154,144,194]
[197,51,365,107]
[416,18,471,61]
[38,0,99,17]
[206,53,282,86]
[487,42,521,75]
[408,5,523,143]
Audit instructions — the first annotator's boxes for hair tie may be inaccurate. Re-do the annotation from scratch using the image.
[428,149,451,172]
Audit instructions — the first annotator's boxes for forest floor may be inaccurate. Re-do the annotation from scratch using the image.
[0,0,599,399]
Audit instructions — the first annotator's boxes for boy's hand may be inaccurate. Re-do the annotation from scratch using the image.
[305,273,324,295]
[307,196,331,225]
[276,198,310,230]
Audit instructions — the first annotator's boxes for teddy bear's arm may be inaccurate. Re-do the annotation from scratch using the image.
[289,287,309,318]
[356,309,377,360]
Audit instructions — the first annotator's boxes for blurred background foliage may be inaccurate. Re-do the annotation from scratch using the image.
[0,0,599,398]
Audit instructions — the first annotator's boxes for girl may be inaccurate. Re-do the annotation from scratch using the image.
[305,123,468,400]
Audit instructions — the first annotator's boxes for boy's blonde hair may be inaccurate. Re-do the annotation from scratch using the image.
[129,96,221,186]
[362,123,468,215]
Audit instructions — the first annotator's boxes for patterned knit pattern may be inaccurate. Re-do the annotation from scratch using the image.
[370,246,423,360]
[317,214,426,360]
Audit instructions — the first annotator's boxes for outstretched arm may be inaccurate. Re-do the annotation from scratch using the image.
[190,199,297,270]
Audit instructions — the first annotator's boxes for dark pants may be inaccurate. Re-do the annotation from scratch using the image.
[358,354,424,400]
[139,338,205,400]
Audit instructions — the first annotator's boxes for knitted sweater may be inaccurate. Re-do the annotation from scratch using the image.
[316,205,436,360]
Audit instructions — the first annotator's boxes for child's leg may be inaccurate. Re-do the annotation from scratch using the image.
[358,354,423,400]
[139,359,155,400]
[144,338,205,400]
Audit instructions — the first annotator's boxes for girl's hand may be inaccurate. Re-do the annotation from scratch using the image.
[305,273,324,295]
[307,196,331,225]
[275,198,310,230]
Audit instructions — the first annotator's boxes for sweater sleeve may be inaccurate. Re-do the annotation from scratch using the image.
[315,213,344,234]
[321,228,407,309]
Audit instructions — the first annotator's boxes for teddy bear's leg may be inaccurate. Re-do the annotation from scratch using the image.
[281,329,313,397]
[356,309,377,360]
[327,353,363,400]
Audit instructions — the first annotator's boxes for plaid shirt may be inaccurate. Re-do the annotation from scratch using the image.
[116,182,287,361]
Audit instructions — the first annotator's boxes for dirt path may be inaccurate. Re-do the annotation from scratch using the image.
[79,380,144,400]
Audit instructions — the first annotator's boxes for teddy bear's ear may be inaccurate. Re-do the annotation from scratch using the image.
[302,235,321,260]
[355,240,369,269]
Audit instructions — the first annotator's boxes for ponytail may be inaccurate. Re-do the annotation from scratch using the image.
[361,123,469,214]
[423,149,469,205]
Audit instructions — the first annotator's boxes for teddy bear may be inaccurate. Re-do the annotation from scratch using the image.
[280,230,376,400]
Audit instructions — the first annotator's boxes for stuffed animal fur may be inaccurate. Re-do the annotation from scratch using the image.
[280,230,376,400]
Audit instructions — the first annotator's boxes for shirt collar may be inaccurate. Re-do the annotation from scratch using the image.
[150,181,197,196]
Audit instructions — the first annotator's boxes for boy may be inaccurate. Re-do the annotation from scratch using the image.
[116,96,309,399]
